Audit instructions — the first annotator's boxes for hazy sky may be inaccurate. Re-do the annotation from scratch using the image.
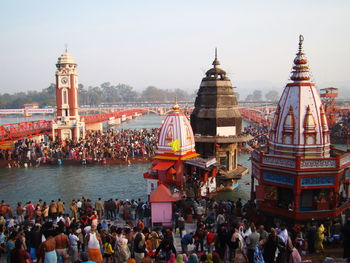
[1,0,349,97]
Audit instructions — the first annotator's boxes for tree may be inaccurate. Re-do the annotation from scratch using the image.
[245,94,254,101]
[252,90,262,101]
[116,84,138,102]
[141,86,166,102]
[265,90,279,101]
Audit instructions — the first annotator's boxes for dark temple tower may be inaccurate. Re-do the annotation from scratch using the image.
[190,50,251,192]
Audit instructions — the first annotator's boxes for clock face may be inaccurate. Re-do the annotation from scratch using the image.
[61,77,68,85]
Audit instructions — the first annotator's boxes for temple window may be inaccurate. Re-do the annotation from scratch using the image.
[283,135,292,144]
[63,89,68,105]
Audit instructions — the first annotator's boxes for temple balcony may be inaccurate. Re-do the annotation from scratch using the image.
[252,146,350,171]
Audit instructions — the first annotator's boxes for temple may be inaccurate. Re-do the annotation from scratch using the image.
[252,35,350,222]
[143,100,220,201]
[190,50,252,199]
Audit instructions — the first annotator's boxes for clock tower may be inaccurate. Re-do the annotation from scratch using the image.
[52,48,85,140]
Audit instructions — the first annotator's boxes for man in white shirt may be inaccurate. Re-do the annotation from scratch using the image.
[76,199,82,216]
[69,229,80,263]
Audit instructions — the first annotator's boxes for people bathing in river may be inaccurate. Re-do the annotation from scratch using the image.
[0,197,349,262]
[2,124,270,168]
[1,128,160,168]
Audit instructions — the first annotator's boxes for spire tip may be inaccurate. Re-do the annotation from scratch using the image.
[298,35,304,51]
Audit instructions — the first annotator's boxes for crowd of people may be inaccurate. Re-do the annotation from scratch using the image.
[0,197,350,263]
[0,128,159,168]
[0,123,271,168]
[242,125,269,150]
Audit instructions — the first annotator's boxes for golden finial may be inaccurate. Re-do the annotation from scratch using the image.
[172,95,180,112]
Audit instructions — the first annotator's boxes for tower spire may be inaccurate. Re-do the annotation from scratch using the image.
[298,35,304,52]
[289,35,311,83]
[212,47,220,67]
[65,43,68,53]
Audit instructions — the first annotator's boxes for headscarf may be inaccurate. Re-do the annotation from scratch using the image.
[207,253,213,263]
[182,253,189,263]
[188,254,199,263]
[175,254,185,263]
[168,253,176,263]
[212,252,221,263]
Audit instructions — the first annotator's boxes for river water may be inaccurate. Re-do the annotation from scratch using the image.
[0,114,251,207]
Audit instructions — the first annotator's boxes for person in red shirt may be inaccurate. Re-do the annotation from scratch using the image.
[10,239,31,263]
[206,231,216,253]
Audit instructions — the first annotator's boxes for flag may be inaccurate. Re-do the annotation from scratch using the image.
[168,138,180,152]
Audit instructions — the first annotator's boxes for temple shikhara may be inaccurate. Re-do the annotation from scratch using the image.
[252,35,350,222]
[190,50,252,200]
[143,102,199,194]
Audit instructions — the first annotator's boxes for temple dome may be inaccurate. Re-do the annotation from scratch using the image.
[268,35,330,158]
[156,103,197,159]
[204,49,228,80]
[57,50,76,65]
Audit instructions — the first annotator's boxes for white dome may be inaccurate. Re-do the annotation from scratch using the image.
[156,104,196,157]
[57,52,76,65]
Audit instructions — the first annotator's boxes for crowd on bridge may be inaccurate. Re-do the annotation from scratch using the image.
[0,195,350,263]
[0,128,159,168]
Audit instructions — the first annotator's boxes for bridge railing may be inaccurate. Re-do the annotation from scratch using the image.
[239,108,273,126]
[81,108,149,124]
[0,120,52,144]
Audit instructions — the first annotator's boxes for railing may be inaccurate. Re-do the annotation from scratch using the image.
[253,150,345,170]
[262,156,296,168]
[82,108,148,124]
[0,120,52,144]
[300,159,337,169]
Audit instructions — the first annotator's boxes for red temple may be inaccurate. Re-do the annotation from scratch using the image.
[252,35,350,222]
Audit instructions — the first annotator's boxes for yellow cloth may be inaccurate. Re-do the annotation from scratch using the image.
[103,242,114,255]
[168,139,180,152]
[315,224,325,250]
